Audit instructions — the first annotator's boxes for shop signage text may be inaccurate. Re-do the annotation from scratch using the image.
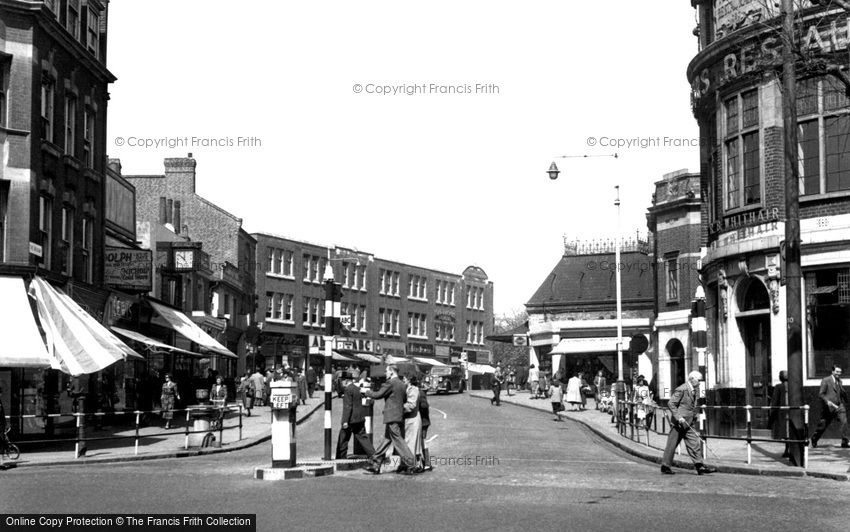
[408,342,435,356]
[104,248,153,291]
[709,207,780,236]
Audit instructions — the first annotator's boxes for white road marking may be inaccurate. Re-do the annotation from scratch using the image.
[432,408,448,419]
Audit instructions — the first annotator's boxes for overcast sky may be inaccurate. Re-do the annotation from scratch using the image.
[106,1,701,317]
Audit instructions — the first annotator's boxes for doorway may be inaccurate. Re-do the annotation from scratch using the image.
[666,339,686,394]
[736,279,772,428]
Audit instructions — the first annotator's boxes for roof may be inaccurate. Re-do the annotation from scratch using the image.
[526,251,654,310]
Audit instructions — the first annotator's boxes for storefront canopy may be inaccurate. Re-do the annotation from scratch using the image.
[332,351,358,362]
[148,300,236,358]
[354,353,382,364]
[413,357,448,366]
[0,276,52,368]
[29,277,142,376]
[384,355,409,365]
[549,337,619,355]
[111,327,200,357]
[466,363,496,375]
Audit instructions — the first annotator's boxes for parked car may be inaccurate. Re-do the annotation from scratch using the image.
[429,365,466,394]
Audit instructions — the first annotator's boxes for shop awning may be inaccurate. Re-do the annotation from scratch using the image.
[29,277,142,376]
[467,363,496,375]
[332,351,358,362]
[354,353,382,364]
[549,337,619,355]
[413,357,448,366]
[0,277,52,368]
[111,327,200,357]
[148,300,236,358]
[385,355,409,364]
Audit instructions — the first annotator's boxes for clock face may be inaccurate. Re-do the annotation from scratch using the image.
[175,250,194,270]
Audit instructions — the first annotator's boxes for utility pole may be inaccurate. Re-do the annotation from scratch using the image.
[781,0,805,467]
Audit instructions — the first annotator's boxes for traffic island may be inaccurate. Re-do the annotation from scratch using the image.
[254,461,335,480]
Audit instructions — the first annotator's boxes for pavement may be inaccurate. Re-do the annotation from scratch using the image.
[0,395,326,468]
[470,389,850,482]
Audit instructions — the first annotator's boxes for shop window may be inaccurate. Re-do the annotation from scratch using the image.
[805,268,850,378]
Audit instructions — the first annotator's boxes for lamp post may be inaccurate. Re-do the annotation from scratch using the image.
[322,262,342,461]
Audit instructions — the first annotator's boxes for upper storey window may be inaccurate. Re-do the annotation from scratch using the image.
[797,76,850,196]
[723,89,761,211]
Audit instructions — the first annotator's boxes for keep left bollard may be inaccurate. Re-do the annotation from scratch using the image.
[270,380,297,468]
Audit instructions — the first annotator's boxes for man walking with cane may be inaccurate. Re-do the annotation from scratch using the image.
[660,370,717,475]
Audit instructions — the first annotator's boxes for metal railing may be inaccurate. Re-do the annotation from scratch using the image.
[3,403,244,459]
[612,400,810,468]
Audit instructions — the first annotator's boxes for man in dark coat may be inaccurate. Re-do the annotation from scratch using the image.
[306,366,317,398]
[363,365,416,474]
[660,371,716,475]
[335,373,375,459]
[811,365,849,448]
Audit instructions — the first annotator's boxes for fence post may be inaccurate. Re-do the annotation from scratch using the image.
[218,404,224,446]
[184,409,190,450]
[238,404,243,441]
[700,405,707,461]
[134,411,141,456]
[74,412,85,459]
[745,405,752,465]
[629,401,634,441]
[802,405,809,469]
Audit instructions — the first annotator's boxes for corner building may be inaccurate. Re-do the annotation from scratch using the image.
[689,1,850,431]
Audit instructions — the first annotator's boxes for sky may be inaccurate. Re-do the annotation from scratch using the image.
[106,1,701,317]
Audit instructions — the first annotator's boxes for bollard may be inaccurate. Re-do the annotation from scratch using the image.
[803,405,809,469]
[184,409,190,450]
[270,380,298,468]
[745,405,752,465]
[238,404,243,441]
[700,406,707,460]
[75,412,87,459]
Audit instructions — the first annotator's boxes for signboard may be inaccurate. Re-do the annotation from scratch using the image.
[270,393,292,409]
[512,334,528,347]
[29,242,43,257]
[335,338,373,352]
[407,342,435,357]
[104,248,153,291]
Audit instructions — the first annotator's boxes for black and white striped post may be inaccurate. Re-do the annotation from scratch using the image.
[323,265,343,461]
[691,285,707,384]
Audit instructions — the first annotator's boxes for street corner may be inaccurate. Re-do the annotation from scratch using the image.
[254,461,335,481]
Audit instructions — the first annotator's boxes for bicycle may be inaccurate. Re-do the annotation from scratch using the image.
[1,426,20,461]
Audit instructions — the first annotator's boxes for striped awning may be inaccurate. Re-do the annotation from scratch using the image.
[148,300,236,358]
[29,277,142,376]
[413,357,448,366]
[354,353,382,364]
[0,277,52,368]
[111,327,200,357]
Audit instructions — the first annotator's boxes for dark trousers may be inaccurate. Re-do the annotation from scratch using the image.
[307,383,315,398]
[491,385,502,405]
[813,406,849,443]
[336,421,375,459]
[370,422,414,470]
[661,421,703,467]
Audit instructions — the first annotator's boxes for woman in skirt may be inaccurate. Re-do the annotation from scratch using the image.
[160,374,180,429]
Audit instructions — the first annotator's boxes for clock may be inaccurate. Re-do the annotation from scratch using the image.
[174,250,194,270]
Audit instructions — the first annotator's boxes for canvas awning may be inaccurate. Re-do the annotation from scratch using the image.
[0,277,52,368]
[148,300,236,358]
[332,351,358,362]
[354,353,382,364]
[29,277,142,376]
[549,337,619,355]
[413,357,448,366]
[466,363,496,375]
[111,327,199,357]
[384,355,409,364]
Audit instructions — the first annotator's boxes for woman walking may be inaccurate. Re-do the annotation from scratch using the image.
[402,375,424,473]
[160,374,180,429]
[565,372,584,411]
[238,372,254,416]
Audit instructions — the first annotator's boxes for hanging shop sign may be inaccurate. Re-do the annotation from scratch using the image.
[104,248,153,291]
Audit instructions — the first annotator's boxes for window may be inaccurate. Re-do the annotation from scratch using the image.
[283,250,293,276]
[302,297,321,327]
[357,265,367,290]
[796,77,850,196]
[435,322,455,342]
[379,308,400,336]
[0,183,7,262]
[380,269,401,296]
[283,294,294,321]
[81,216,92,282]
[41,79,55,143]
[724,90,760,209]
[408,313,427,338]
[266,292,275,319]
[83,107,94,167]
[342,262,352,288]
[60,207,73,275]
[665,254,679,303]
[64,94,76,156]
[267,248,275,272]
[805,267,850,378]
[87,6,100,58]
[302,254,310,281]
[38,195,53,268]
[408,274,427,300]
[67,0,80,40]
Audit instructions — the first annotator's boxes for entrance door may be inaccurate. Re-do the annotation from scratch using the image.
[666,339,686,396]
[740,314,772,427]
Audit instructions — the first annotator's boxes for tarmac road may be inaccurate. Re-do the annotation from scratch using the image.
[1,392,849,531]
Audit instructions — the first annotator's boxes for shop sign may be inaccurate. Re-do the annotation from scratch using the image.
[435,313,455,324]
[709,208,780,236]
[104,248,153,291]
[714,1,814,39]
[692,12,846,104]
[407,342,434,356]
[335,338,374,352]
[512,334,528,346]
[712,220,782,250]
[29,242,43,257]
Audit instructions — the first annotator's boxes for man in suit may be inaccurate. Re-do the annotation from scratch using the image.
[661,371,716,475]
[335,373,375,459]
[811,365,849,448]
[490,362,504,406]
[363,365,417,475]
[306,366,317,398]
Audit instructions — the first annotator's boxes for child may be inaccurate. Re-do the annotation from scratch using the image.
[549,379,564,421]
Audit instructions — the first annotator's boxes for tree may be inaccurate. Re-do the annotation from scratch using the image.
[491,308,529,367]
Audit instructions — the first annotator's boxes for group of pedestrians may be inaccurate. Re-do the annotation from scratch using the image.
[358,365,433,476]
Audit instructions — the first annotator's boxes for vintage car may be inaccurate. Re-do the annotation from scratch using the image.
[428,365,466,394]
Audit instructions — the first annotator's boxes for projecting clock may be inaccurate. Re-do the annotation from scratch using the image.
[174,250,195,270]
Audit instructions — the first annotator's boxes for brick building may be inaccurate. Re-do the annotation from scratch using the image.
[125,155,252,377]
[1,0,118,428]
[525,236,655,385]
[646,169,704,398]
[254,233,494,373]
[689,1,850,428]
